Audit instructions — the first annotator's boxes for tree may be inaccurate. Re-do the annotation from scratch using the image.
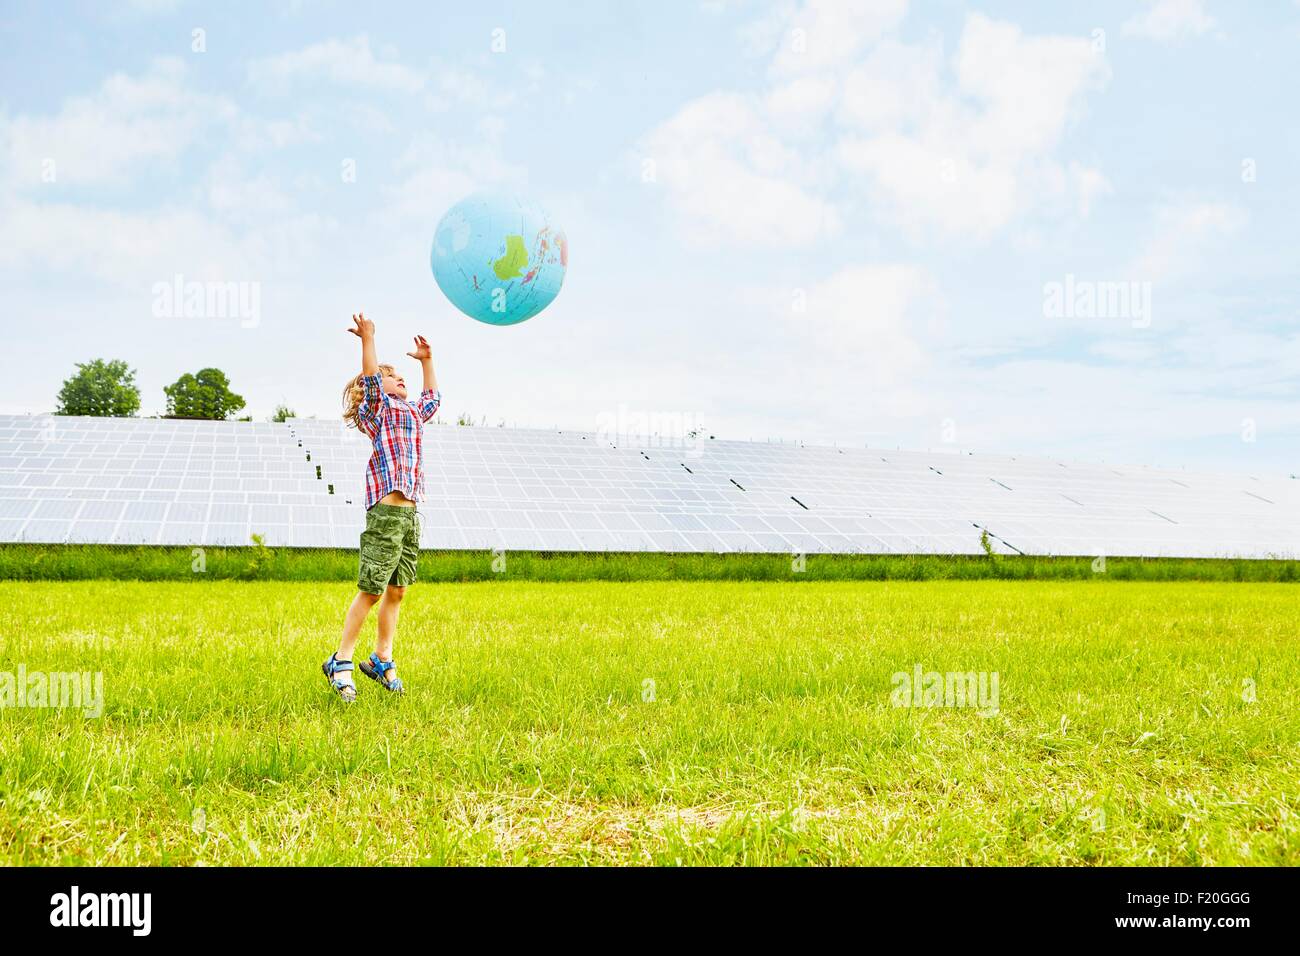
[271,405,296,423]
[163,368,246,420]
[56,359,141,417]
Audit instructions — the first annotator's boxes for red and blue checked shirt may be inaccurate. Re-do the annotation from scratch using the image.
[356,374,441,509]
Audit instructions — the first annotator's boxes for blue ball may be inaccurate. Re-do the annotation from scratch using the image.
[430,193,567,326]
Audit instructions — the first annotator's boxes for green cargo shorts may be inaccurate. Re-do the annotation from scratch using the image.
[358,503,420,595]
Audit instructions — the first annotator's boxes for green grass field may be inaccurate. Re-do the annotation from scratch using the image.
[1,579,1297,865]
[3,543,1298,582]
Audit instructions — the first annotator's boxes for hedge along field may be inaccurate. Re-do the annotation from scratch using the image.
[0,544,1297,582]
[0,579,1296,865]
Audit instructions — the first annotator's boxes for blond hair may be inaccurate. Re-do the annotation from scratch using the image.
[342,364,396,431]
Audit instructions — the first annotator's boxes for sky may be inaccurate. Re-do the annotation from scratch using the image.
[1,0,1297,475]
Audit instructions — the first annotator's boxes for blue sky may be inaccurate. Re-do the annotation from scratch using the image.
[1,0,1297,474]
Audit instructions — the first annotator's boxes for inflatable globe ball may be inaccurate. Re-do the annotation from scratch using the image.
[430,194,567,326]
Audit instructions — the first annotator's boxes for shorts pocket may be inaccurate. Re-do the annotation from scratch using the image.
[358,511,405,592]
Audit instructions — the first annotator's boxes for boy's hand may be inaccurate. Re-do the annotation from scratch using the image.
[348,313,375,339]
[406,334,432,361]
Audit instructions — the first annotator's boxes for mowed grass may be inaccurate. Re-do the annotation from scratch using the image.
[0,580,1296,866]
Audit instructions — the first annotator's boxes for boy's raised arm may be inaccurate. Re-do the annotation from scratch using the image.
[406,335,437,393]
[407,334,440,421]
[348,312,379,376]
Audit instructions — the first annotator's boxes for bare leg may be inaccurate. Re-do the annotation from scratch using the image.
[335,590,381,690]
[374,584,405,683]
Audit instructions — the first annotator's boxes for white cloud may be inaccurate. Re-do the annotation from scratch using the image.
[1069,163,1113,218]
[795,263,936,378]
[123,0,182,12]
[953,16,1105,160]
[0,56,316,195]
[0,58,235,190]
[1123,0,1216,42]
[1087,339,1162,364]
[642,10,1109,245]
[639,92,840,247]
[1132,200,1247,281]
[247,36,516,113]
[772,0,910,74]
[736,1,798,58]
[204,155,292,223]
[425,62,518,112]
[247,35,426,94]
[380,128,527,225]
[1,200,247,286]
[1170,323,1300,376]
[766,75,837,130]
[0,59,334,292]
[837,14,1110,237]
[836,37,943,131]
[837,135,1016,238]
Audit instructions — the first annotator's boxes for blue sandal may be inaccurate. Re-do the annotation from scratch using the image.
[322,653,357,703]
[358,653,404,694]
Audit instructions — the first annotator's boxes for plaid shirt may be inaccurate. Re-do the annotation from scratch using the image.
[356,373,441,509]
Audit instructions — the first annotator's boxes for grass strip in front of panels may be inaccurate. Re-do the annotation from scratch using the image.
[1,543,1297,582]
[1,580,1296,865]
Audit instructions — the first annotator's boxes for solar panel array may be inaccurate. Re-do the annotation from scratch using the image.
[0,413,1295,558]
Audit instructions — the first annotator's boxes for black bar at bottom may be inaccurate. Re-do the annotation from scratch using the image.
[0,866,1288,941]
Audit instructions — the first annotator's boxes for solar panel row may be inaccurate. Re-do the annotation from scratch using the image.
[0,414,1294,557]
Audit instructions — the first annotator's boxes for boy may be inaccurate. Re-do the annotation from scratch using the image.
[322,312,440,701]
